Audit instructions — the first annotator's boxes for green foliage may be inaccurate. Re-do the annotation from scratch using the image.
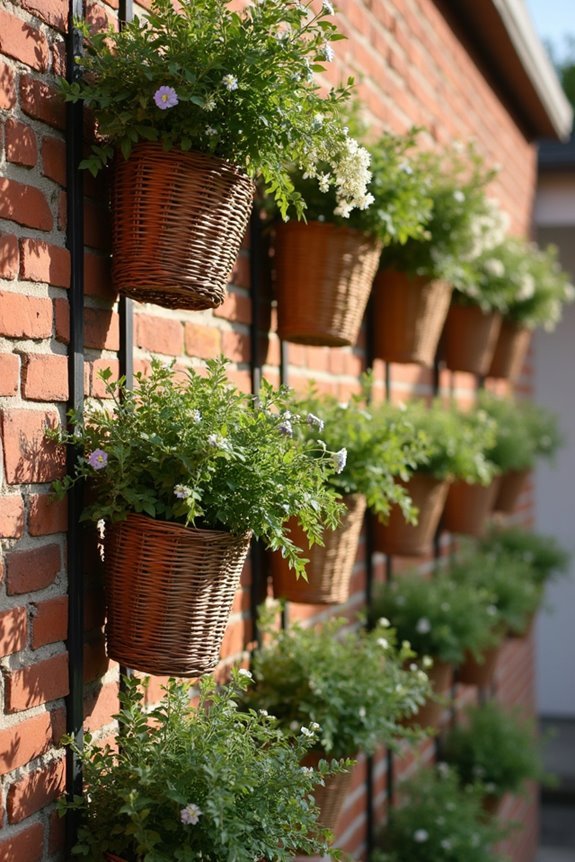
[381,143,506,284]
[479,527,571,588]
[59,672,344,862]
[476,392,563,472]
[375,766,508,862]
[442,701,546,799]
[241,610,432,758]
[370,571,503,666]
[57,0,372,219]
[51,358,343,577]
[284,381,431,524]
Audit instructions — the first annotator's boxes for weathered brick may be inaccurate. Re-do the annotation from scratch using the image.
[28,494,68,536]
[0,178,53,231]
[85,250,115,300]
[221,329,251,363]
[213,288,252,325]
[7,757,66,823]
[0,708,65,774]
[19,0,68,31]
[20,238,70,288]
[184,321,222,359]
[41,135,66,186]
[19,74,65,130]
[5,118,38,167]
[0,9,49,71]
[0,607,27,657]
[0,353,19,396]
[22,353,69,401]
[0,292,52,338]
[0,61,16,109]
[0,822,44,862]
[136,314,183,356]
[6,544,62,595]
[1,408,65,484]
[31,595,68,648]
[5,651,69,712]
[0,234,19,278]
[0,495,24,538]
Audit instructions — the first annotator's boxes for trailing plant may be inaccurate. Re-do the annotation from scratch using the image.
[241,608,432,757]
[441,701,546,800]
[57,0,372,219]
[369,570,503,666]
[51,358,344,577]
[478,527,570,588]
[375,765,508,862]
[59,671,344,862]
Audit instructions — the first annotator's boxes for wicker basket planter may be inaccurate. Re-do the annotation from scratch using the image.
[442,477,501,537]
[493,468,531,514]
[271,494,366,604]
[104,855,127,862]
[372,269,452,366]
[112,143,255,311]
[274,221,382,347]
[372,473,450,557]
[457,643,501,688]
[302,750,355,834]
[487,320,531,380]
[405,661,452,729]
[442,302,502,376]
[104,513,251,677]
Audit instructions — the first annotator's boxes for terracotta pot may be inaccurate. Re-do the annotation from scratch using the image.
[302,751,355,834]
[442,302,502,375]
[493,468,531,514]
[457,643,501,687]
[372,269,452,366]
[113,143,254,310]
[274,221,382,347]
[442,477,501,537]
[482,793,504,817]
[372,473,450,557]
[487,321,532,380]
[404,661,453,729]
[271,495,366,604]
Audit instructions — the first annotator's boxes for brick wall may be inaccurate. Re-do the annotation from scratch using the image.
[0,1,540,860]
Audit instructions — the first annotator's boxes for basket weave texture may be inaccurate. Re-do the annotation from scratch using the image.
[404,660,452,729]
[372,269,452,366]
[274,221,382,347]
[493,468,530,514]
[372,473,450,557]
[104,855,127,862]
[487,320,532,380]
[104,514,251,677]
[443,302,502,375]
[112,143,254,311]
[442,477,501,538]
[271,495,366,604]
[302,751,355,834]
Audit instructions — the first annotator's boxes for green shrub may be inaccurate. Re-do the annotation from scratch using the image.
[479,527,570,588]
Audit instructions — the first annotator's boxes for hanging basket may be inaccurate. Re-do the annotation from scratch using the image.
[442,302,502,375]
[270,495,366,604]
[372,473,450,557]
[442,477,501,537]
[372,269,452,366]
[493,468,531,514]
[404,661,452,729]
[457,643,501,688]
[105,855,128,862]
[274,221,382,347]
[302,751,355,834]
[112,143,255,311]
[487,321,532,380]
[104,514,251,677]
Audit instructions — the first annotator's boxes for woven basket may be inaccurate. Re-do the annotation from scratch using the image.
[457,643,501,688]
[487,321,532,380]
[274,221,382,346]
[442,302,502,375]
[270,495,366,604]
[104,855,128,862]
[493,468,531,514]
[404,661,452,729]
[104,514,251,677]
[112,143,254,311]
[302,751,355,834]
[372,269,452,366]
[372,473,450,557]
[442,477,501,538]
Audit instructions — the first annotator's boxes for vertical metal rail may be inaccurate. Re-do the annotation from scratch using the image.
[383,359,395,815]
[118,0,134,391]
[64,0,85,854]
[364,300,376,859]
[279,329,289,631]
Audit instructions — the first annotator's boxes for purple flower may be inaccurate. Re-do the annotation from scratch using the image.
[88,449,108,470]
[154,86,179,110]
[180,803,202,825]
[332,447,347,474]
[174,485,192,500]
[306,412,324,432]
[279,419,293,437]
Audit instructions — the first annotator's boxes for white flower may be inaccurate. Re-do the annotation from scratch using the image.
[301,766,313,773]
[238,668,253,679]
[378,617,391,628]
[203,96,216,112]
[422,655,433,669]
[332,447,347,474]
[191,409,202,422]
[377,637,389,649]
[310,721,320,730]
[453,189,465,203]
[206,126,218,136]
[413,829,429,843]
[300,726,314,737]
[174,484,192,500]
[409,662,418,672]
[358,706,366,719]
[483,258,505,278]
[289,720,299,731]
[440,839,453,850]
[222,74,238,91]
[259,709,269,716]
[317,173,331,194]
[436,762,450,778]
[323,43,335,62]
[181,803,202,825]
[415,617,432,634]
[312,113,324,129]
[322,0,334,13]
[306,412,325,431]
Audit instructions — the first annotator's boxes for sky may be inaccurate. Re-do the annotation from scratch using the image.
[525,0,574,61]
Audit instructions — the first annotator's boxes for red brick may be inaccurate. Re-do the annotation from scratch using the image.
[89,358,119,397]
[0,709,65,774]
[0,61,16,110]
[28,494,68,536]
[19,74,65,130]
[0,292,52,338]
[83,634,110,683]
[135,314,183,356]
[7,757,66,823]
[54,300,120,350]
[5,651,69,712]
[6,543,61,595]
[0,234,19,278]
[0,822,44,862]
[0,9,49,71]
[22,353,69,401]
[18,0,67,31]
[4,119,37,167]
[0,495,24,538]
[221,329,251,363]
[213,288,252,325]
[0,607,27,657]
[20,238,70,288]
[85,250,115,300]
[0,353,19,395]
[1,408,65,484]
[84,197,112,251]
[31,595,68,648]
[83,680,119,732]
[0,178,53,231]
[41,135,66,186]
[48,808,65,855]
[184,322,222,359]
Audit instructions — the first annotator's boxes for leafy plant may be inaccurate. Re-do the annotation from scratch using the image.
[478,527,570,588]
[241,609,432,758]
[60,671,344,862]
[375,765,508,862]
[57,0,373,219]
[51,358,343,577]
[441,701,546,799]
